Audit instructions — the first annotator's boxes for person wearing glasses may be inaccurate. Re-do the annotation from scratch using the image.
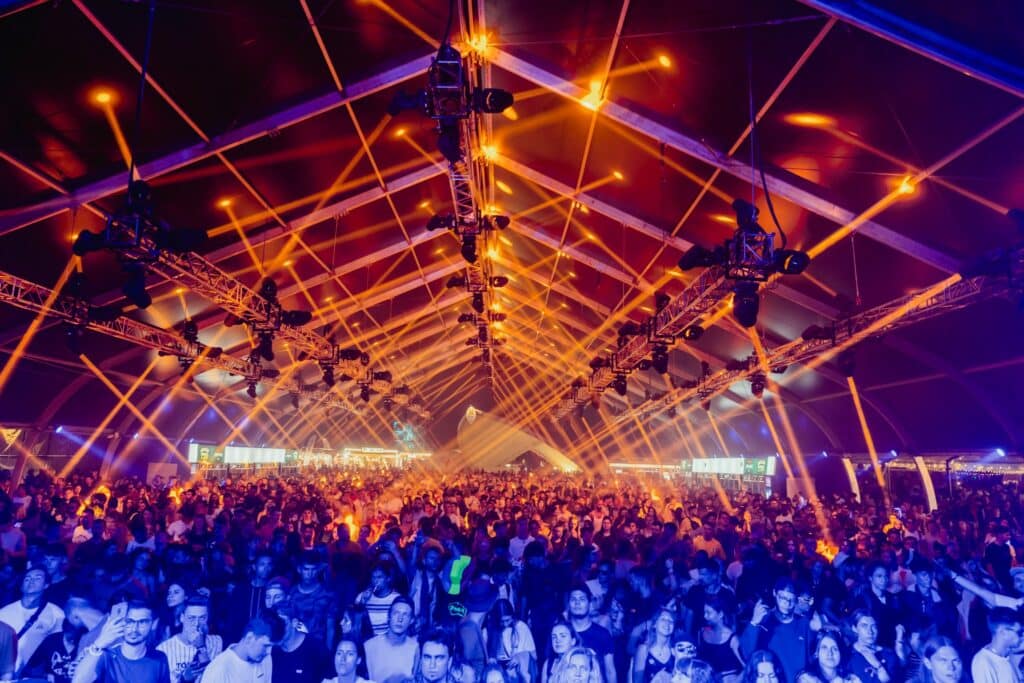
[72,600,171,683]
[740,579,812,683]
[969,607,1021,683]
[157,596,223,683]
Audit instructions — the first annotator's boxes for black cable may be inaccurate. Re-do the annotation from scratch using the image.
[126,0,157,190]
[745,12,788,248]
[441,0,455,47]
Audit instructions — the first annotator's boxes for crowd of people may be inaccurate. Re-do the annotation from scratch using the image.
[0,465,1020,683]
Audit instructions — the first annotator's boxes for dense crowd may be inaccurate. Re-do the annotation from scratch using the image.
[0,466,1020,683]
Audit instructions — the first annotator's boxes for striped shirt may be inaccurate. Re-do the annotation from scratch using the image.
[362,592,399,635]
[157,633,224,683]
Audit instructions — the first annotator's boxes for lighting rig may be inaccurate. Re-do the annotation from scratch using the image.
[677,198,809,328]
[64,180,424,417]
[603,241,1024,426]
[390,38,515,386]
[554,197,808,419]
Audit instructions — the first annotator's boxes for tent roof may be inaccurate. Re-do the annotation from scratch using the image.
[0,0,1021,465]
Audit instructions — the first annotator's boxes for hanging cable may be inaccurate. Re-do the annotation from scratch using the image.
[851,235,862,308]
[745,17,789,248]
[126,0,157,187]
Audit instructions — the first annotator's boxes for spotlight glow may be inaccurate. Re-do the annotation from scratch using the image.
[897,175,916,195]
[216,198,233,209]
[92,90,113,105]
[658,55,671,68]
[783,112,837,128]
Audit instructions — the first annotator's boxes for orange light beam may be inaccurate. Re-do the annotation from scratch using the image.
[223,204,265,277]
[847,375,890,506]
[98,101,134,172]
[0,257,80,397]
[758,401,795,479]
[366,0,440,50]
[79,353,189,468]
[191,383,253,447]
[59,355,159,477]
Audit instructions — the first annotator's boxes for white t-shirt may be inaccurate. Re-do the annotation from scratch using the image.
[0,599,65,671]
[158,633,225,683]
[322,677,374,683]
[200,647,272,683]
[364,635,418,683]
[971,646,1020,683]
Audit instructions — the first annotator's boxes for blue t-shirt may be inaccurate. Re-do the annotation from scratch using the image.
[97,647,171,683]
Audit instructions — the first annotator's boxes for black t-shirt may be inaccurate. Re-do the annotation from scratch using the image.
[271,636,331,683]
[576,622,614,681]
[23,630,78,683]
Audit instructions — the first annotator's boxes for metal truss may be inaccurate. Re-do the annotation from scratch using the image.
[0,269,418,419]
[555,266,732,417]
[608,262,1019,425]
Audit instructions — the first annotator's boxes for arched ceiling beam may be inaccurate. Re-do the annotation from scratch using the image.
[489,50,961,274]
[0,52,435,235]
[799,0,1024,99]
[494,155,839,320]
[882,336,1018,448]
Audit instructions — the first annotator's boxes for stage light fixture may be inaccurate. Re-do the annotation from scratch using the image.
[677,245,720,271]
[290,393,300,410]
[638,360,652,371]
[478,326,488,343]
[472,293,485,314]
[481,349,490,364]
[488,215,510,230]
[246,381,258,399]
[732,282,760,328]
[88,305,124,323]
[775,249,810,275]
[446,276,467,289]
[490,275,509,287]
[666,406,676,418]
[360,385,371,402]
[322,366,336,388]
[701,400,711,412]
[465,338,478,347]
[256,332,275,362]
[589,356,608,371]
[771,364,788,374]
[489,312,507,322]
[651,345,669,375]
[182,319,199,344]
[750,372,766,398]
[611,374,628,397]
[458,313,476,324]
[681,324,703,341]
[655,292,670,313]
[281,310,313,327]
[122,264,151,309]
[259,277,278,303]
[55,425,64,434]
[427,214,455,231]
[461,234,477,263]
[473,87,514,114]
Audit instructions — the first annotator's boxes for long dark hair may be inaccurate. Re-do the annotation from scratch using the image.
[741,650,784,683]
[485,598,518,660]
